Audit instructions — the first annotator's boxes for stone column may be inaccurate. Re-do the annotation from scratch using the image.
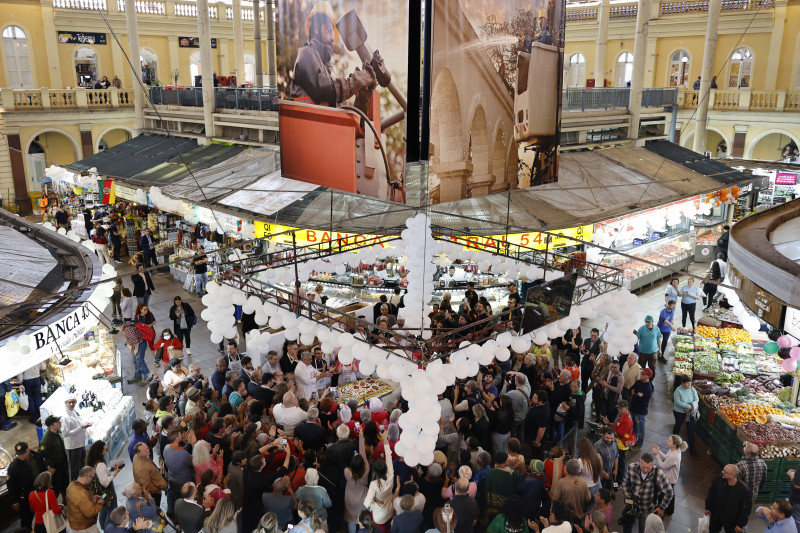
[594,0,611,88]
[265,0,277,87]
[627,0,651,141]
[692,0,721,155]
[7,134,32,215]
[197,0,216,141]
[253,0,263,87]
[232,0,245,83]
[764,0,787,91]
[125,0,145,131]
[40,0,63,88]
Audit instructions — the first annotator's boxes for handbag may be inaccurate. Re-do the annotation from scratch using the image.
[182,274,195,292]
[34,491,66,533]
[154,347,164,364]
[189,315,198,327]
[5,391,20,417]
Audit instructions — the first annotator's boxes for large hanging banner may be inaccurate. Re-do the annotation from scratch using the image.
[427,0,566,204]
[275,0,409,202]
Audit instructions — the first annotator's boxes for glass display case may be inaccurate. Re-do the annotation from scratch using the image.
[693,221,725,262]
[595,233,694,291]
[47,324,121,383]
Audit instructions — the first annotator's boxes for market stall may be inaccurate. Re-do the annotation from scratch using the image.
[40,369,135,459]
[670,324,799,503]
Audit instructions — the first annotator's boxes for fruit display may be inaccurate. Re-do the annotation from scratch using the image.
[738,421,800,444]
[719,403,783,426]
[719,328,751,345]
[715,372,744,385]
[695,325,720,338]
[742,375,783,393]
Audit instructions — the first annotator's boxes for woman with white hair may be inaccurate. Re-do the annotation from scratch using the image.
[373,423,400,462]
[122,482,159,533]
[441,465,478,499]
[203,498,237,533]
[295,468,332,530]
[192,439,223,484]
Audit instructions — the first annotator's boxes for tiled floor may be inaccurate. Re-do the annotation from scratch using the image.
[1,259,776,532]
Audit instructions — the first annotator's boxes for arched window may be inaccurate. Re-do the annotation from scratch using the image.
[140,48,158,85]
[3,26,32,88]
[74,46,98,87]
[615,52,634,87]
[668,50,691,87]
[728,48,753,89]
[244,51,255,85]
[567,53,586,88]
[190,50,201,83]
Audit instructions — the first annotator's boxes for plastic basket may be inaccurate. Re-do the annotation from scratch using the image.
[766,458,783,482]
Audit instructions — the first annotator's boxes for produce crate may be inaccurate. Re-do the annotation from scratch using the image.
[756,481,781,503]
[766,458,784,482]
[781,457,800,474]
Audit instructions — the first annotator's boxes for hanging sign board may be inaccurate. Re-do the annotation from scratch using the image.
[178,37,218,48]
[775,173,798,185]
[57,31,107,44]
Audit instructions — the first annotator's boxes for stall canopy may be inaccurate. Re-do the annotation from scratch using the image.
[65,134,246,187]
[163,149,283,203]
[61,138,760,236]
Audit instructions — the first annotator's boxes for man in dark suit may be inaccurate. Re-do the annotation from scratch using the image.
[139,228,158,267]
[174,482,206,533]
[293,408,328,451]
[131,264,157,305]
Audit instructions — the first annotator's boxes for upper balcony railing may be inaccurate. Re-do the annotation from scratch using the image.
[147,86,278,111]
[54,0,265,20]
[0,87,135,112]
[562,87,678,112]
[677,88,800,112]
[566,0,773,22]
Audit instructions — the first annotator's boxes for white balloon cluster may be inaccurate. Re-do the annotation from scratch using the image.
[148,186,189,214]
[590,289,640,356]
[717,277,760,332]
[397,215,441,333]
[134,189,148,205]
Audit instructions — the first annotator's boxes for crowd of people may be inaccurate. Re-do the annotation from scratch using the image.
[8,317,798,533]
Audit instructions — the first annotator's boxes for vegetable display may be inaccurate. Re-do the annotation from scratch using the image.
[758,442,800,460]
[738,421,800,444]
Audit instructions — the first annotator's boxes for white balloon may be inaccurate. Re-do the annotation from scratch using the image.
[495,346,511,362]
[496,332,513,347]
[300,332,315,345]
[282,315,299,329]
[284,327,299,340]
[510,336,531,354]
[359,360,375,376]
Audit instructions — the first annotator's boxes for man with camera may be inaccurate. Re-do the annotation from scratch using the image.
[620,453,673,533]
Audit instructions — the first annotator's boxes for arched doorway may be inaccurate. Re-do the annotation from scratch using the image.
[140,48,158,85]
[190,50,202,84]
[468,106,490,197]
[74,46,98,87]
[728,48,753,89]
[97,128,132,152]
[27,142,45,193]
[615,52,633,87]
[429,68,465,203]
[668,50,691,87]
[678,128,730,157]
[566,53,586,88]
[749,132,800,161]
[2,25,33,88]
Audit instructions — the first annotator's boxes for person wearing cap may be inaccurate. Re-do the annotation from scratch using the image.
[63,395,91,481]
[629,369,654,451]
[636,315,662,371]
[432,505,459,533]
[602,400,635,484]
[8,441,49,528]
[184,387,202,417]
[39,415,69,497]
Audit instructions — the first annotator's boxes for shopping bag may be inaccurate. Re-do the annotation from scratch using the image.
[5,391,20,417]
[41,491,67,533]
[18,391,29,411]
[183,274,194,292]
[696,515,710,533]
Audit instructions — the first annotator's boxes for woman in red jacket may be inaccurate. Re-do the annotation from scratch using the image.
[153,328,184,367]
[29,472,62,533]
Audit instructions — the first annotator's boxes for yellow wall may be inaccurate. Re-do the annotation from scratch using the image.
[652,36,706,87]
[138,35,170,84]
[0,1,51,87]
[776,4,800,90]
[25,128,80,165]
[751,133,788,160]
[97,127,131,149]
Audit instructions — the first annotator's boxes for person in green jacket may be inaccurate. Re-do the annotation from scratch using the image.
[39,415,69,498]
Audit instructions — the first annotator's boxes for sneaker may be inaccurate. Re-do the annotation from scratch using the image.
[186,348,191,355]
[127,376,140,384]
[1,422,18,431]
[114,260,122,263]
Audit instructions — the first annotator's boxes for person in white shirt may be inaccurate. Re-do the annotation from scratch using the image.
[272,391,308,437]
[294,352,331,400]
[62,395,91,481]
